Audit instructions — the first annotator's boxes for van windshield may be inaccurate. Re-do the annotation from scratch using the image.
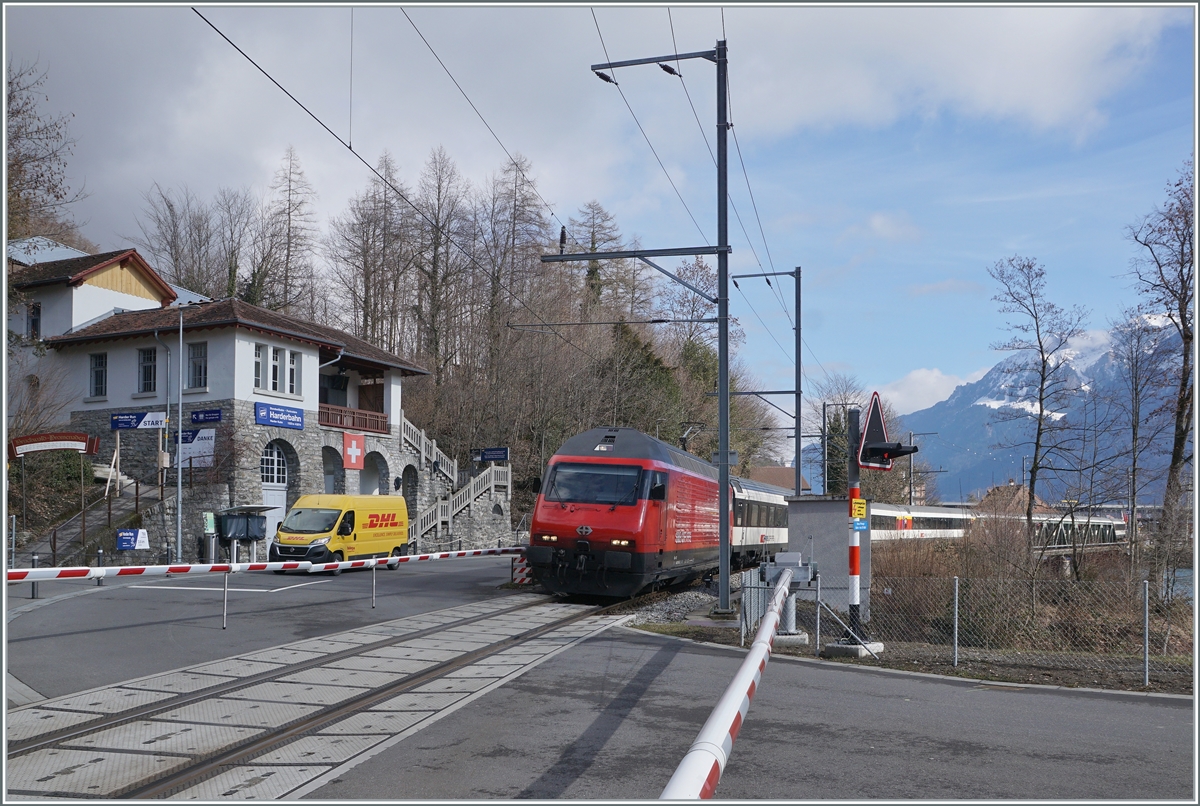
[281,508,342,534]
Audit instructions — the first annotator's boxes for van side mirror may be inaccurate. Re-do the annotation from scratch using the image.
[338,520,353,536]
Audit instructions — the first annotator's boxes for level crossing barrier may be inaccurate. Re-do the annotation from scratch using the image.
[660,566,794,800]
[8,547,527,630]
[6,546,526,583]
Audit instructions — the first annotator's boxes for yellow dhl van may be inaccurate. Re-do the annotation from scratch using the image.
[269,494,409,568]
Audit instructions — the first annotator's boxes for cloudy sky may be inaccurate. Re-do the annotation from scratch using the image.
[6,4,1195,421]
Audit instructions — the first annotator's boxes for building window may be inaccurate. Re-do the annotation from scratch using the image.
[271,347,282,392]
[261,442,287,485]
[254,344,263,389]
[89,353,107,397]
[288,350,300,395]
[27,303,41,340]
[188,342,208,389]
[138,348,157,393]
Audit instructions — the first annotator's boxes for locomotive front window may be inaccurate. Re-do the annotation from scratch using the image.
[544,463,643,505]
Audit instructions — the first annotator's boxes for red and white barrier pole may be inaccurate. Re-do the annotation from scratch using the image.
[382,546,524,569]
[847,407,863,639]
[660,566,794,800]
[7,561,312,583]
[6,547,526,584]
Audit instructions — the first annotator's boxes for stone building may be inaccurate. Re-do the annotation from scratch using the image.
[8,240,511,560]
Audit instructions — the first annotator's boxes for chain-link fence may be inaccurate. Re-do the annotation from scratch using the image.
[741,573,1193,693]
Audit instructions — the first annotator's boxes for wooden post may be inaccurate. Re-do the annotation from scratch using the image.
[51,528,58,567]
[107,489,112,526]
[135,479,140,514]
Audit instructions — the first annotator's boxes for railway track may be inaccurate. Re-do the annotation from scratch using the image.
[6,591,642,800]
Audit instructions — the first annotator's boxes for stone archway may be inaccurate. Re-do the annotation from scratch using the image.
[401,465,420,518]
[322,446,345,494]
[361,451,390,495]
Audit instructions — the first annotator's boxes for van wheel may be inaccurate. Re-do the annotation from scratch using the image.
[387,547,403,569]
[330,551,344,575]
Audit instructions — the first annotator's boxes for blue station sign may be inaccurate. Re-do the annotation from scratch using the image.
[254,403,304,430]
[111,411,167,430]
[191,409,223,424]
[479,447,509,462]
[116,528,149,550]
[852,518,870,532]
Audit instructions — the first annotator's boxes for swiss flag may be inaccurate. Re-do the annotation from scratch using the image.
[343,432,365,470]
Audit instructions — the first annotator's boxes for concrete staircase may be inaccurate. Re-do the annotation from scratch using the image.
[408,464,511,548]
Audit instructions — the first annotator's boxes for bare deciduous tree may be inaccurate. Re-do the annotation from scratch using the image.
[6,59,88,244]
[987,256,1089,532]
[1127,159,1194,588]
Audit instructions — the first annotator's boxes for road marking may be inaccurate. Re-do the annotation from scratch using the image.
[126,580,331,593]
[128,585,270,593]
[6,673,46,706]
[269,579,332,592]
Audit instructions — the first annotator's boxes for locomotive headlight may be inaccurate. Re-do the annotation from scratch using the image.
[540,534,558,542]
[611,539,630,547]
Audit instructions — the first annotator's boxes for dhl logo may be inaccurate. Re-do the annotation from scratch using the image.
[364,512,401,529]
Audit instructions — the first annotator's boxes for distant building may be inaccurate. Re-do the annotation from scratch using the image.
[977,479,1055,515]
[745,465,810,494]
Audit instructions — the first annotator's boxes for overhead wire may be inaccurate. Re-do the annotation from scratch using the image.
[399,8,587,254]
[192,7,601,363]
[732,281,793,365]
[590,8,709,245]
[665,9,769,287]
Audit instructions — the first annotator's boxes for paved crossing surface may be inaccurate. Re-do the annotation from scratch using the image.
[7,594,628,799]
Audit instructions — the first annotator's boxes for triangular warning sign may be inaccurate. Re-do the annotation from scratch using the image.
[858,391,891,470]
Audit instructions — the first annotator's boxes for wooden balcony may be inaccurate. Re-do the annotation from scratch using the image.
[318,403,389,434]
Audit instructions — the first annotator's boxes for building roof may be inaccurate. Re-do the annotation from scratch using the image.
[977,481,1054,514]
[7,237,88,266]
[746,465,810,494]
[46,297,429,376]
[168,283,212,306]
[8,248,178,304]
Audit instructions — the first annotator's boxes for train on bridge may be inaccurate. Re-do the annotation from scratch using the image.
[871,501,1127,553]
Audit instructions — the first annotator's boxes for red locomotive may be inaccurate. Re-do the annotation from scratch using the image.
[525,427,788,597]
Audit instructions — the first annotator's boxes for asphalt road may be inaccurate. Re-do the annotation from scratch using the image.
[305,627,1194,801]
[5,557,518,701]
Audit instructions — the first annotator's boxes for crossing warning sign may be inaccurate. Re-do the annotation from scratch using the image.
[857,391,917,471]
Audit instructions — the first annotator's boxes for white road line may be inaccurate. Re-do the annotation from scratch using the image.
[127,585,272,592]
[268,580,331,593]
[6,672,46,706]
[126,580,331,593]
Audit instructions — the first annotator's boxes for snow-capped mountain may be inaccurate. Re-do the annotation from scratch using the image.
[901,320,1182,502]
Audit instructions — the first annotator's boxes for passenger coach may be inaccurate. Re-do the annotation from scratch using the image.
[526,428,788,597]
